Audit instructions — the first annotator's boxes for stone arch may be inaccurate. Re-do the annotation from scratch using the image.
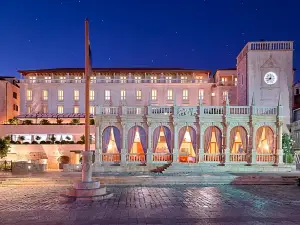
[102,126,121,154]
[255,126,275,154]
[127,125,147,153]
[152,126,172,153]
[229,126,248,153]
[204,126,222,153]
[178,126,197,153]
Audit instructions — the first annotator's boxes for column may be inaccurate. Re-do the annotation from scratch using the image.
[251,126,257,164]
[277,122,283,164]
[147,122,153,164]
[225,129,230,163]
[94,125,101,165]
[198,128,204,163]
[121,122,127,165]
[173,122,179,163]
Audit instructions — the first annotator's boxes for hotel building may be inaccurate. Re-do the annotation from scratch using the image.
[0,41,295,171]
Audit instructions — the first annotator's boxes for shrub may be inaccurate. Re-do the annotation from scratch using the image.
[65,136,71,141]
[31,141,38,144]
[40,141,46,144]
[40,119,51,125]
[35,136,41,141]
[10,141,16,144]
[55,141,61,144]
[15,141,21,144]
[8,117,19,125]
[80,135,85,143]
[45,141,51,144]
[90,119,95,125]
[22,120,33,125]
[23,142,30,144]
[61,140,67,144]
[71,118,80,125]
[57,119,63,124]
[0,137,10,159]
[77,141,84,144]
[58,156,70,164]
[69,141,75,144]
[50,136,56,144]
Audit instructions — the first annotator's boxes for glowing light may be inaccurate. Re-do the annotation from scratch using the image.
[263,143,269,150]
[235,136,238,140]
[28,165,31,169]
[107,143,112,150]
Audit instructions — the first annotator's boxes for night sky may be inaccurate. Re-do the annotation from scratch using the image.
[0,0,299,79]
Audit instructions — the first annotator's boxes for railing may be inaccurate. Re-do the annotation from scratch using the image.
[203,153,223,162]
[201,106,224,115]
[152,153,173,162]
[252,106,277,115]
[123,106,145,115]
[20,78,212,84]
[96,106,119,115]
[256,154,276,163]
[249,41,293,51]
[126,153,146,163]
[230,153,247,162]
[102,153,121,163]
[229,106,250,115]
[218,81,235,86]
[0,160,12,171]
[149,106,173,115]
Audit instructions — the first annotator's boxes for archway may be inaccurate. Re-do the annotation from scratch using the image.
[256,126,274,154]
[153,126,172,161]
[128,126,147,162]
[102,126,121,162]
[204,126,222,161]
[229,126,248,162]
[178,126,197,163]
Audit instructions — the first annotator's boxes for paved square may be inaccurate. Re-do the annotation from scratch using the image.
[0,185,300,224]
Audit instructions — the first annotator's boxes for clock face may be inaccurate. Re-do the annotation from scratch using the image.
[264,72,277,85]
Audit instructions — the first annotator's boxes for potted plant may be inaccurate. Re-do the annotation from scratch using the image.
[40,119,51,125]
[57,119,63,125]
[19,136,25,144]
[35,136,41,143]
[8,117,19,125]
[71,118,80,125]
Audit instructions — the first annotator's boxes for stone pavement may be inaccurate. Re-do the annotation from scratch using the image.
[0,185,300,224]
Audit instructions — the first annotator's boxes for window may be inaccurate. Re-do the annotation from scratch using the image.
[297,89,300,95]
[221,77,228,84]
[90,76,96,83]
[223,91,228,100]
[13,92,17,99]
[121,90,126,100]
[120,76,127,83]
[44,76,51,83]
[167,89,173,100]
[234,77,238,86]
[58,106,64,114]
[29,76,36,83]
[73,90,79,101]
[105,90,111,100]
[26,89,32,101]
[199,89,204,100]
[134,76,141,83]
[165,76,172,83]
[136,90,142,100]
[183,89,189,100]
[42,90,48,101]
[73,106,79,113]
[13,104,18,112]
[74,76,81,83]
[42,105,48,113]
[90,90,95,101]
[211,92,215,97]
[181,76,188,83]
[27,105,32,113]
[105,76,111,83]
[195,76,203,83]
[58,90,64,101]
[60,76,66,83]
[151,89,157,101]
[150,76,157,83]
[90,106,95,115]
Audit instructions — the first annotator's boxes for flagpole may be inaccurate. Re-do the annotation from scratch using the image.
[84,18,90,152]
[82,18,92,183]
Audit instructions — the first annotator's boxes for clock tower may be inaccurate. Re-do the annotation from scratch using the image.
[236,41,294,129]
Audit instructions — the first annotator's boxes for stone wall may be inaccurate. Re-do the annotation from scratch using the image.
[12,161,47,174]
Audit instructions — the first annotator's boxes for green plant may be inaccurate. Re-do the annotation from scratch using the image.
[55,141,61,144]
[90,119,95,125]
[80,135,85,144]
[71,118,80,125]
[22,120,33,125]
[282,133,295,163]
[50,136,56,144]
[31,141,38,144]
[8,117,19,125]
[40,141,46,144]
[19,136,25,143]
[40,119,51,125]
[57,119,63,124]
[35,136,41,141]
[0,137,10,159]
[65,136,71,141]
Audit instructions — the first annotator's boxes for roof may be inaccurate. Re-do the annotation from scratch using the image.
[216,68,236,71]
[18,68,211,76]
[16,113,94,119]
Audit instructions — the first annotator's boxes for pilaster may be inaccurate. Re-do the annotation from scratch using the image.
[121,122,127,165]
[94,125,101,165]
[147,121,153,164]
[173,121,179,163]
[277,121,283,164]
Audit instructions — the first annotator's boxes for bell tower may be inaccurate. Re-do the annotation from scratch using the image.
[236,41,294,127]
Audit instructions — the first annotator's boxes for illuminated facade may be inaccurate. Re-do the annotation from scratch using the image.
[0,41,295,170]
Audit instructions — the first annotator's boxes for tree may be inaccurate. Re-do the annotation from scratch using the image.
[8,117,19,125]
[71,119,80,125]
[282,133,295,163]
[0,137,10,159]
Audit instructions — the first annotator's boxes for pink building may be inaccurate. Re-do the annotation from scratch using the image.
[0,41,294,171]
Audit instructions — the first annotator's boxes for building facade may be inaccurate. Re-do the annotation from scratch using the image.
[0,40,295,170]
[0,77,20,124]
